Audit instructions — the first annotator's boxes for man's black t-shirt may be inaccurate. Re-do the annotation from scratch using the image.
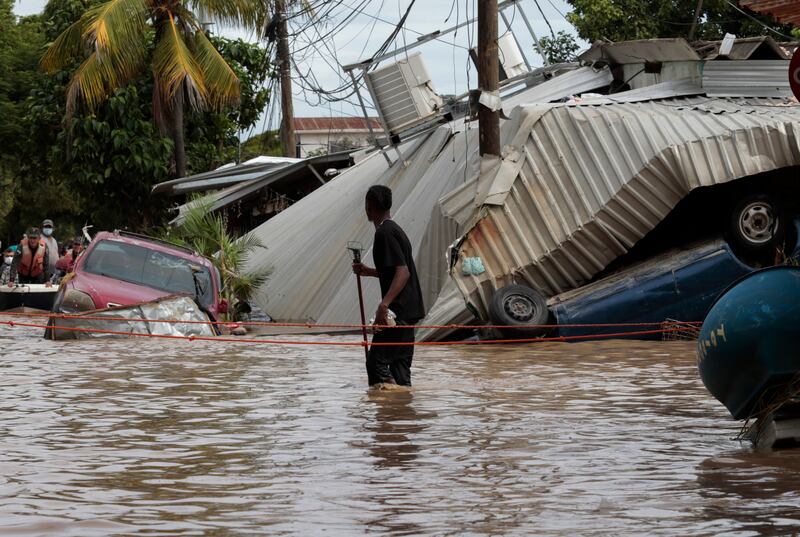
[372,219,425,324]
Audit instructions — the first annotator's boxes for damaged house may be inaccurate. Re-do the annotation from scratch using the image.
[155,28,800,341]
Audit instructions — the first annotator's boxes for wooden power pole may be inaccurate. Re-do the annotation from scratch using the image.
[477,0,501,157]
[688,0,704,41]
[275,0,296,158]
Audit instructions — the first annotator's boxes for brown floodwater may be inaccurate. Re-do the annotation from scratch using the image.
[2,322,800,536]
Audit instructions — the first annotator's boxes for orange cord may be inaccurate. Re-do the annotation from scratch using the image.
[0,310,700,331]
[0,318,696,346]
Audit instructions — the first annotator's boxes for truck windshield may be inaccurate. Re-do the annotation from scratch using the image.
[83,240,215,307]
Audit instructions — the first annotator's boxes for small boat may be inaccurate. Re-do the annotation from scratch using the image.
[697,266,800,422]
[0,283,59,312]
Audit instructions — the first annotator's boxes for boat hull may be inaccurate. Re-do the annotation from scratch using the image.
[0,284,58,312]
[697,266,800,420]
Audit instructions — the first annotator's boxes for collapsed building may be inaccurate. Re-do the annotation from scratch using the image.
[153,31,800,340]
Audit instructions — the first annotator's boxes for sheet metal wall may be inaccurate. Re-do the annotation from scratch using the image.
[450,97,800,319]
[243,124,480,326]
[703,60,792,97]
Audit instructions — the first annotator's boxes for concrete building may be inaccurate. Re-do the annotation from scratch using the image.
[293,117,380,157]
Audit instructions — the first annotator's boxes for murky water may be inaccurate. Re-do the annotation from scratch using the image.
[2,322,800,536]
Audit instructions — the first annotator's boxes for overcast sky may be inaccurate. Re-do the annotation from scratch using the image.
[14,0,581,138]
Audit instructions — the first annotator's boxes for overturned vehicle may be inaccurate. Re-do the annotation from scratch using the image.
[444,98,800,338]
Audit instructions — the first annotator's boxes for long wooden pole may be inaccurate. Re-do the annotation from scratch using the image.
[478,0,501,157]
[688,0,704,41]
[355,274,369,360]
[275,0,296,157]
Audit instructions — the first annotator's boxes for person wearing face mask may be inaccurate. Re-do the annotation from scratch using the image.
[8,228,53,287]
[1,246,14,285]
[41,219,59,276]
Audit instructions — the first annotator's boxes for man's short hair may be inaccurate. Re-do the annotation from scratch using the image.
[366,185,392,212]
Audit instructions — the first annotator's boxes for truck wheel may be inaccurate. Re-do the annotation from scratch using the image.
[488,284,549,339]
[730,194,782,254]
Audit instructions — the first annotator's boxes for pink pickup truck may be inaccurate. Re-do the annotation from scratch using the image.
[52,231,223,322]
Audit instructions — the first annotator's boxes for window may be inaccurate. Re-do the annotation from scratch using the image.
[83,240,214,307]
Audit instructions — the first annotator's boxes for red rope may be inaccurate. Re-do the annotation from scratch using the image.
[0,318,695,346]
[0,310,701,331]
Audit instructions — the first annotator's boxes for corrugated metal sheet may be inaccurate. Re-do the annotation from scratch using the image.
[502,66,613,114]
[242,123,479,326]
[449,97,800,320]
[703,60,793,97]
[740,0,800,26]
[293,117,381,132]
[578,39,701,65]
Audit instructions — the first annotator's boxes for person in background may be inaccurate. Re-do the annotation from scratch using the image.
[0,246,14,285]
[56,238,84,276]
[352,185,425,387]
[41,219,59,275]
[8,228,53,286]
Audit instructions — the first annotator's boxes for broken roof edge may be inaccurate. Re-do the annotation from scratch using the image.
[153,151,355,197]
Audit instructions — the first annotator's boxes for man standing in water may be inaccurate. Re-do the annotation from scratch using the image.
[353,185,425,387]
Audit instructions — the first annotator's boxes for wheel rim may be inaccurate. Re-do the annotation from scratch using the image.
[502,293,538,323]
[738,201,777,245]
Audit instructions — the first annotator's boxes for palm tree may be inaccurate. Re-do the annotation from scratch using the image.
[40,0,265,177]
[168,196,271,321]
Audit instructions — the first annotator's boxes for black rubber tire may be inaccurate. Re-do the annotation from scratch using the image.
[488,284,549,338]
[729,193,782,254]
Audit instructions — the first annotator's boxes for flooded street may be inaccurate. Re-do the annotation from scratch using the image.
[2,322,800,536]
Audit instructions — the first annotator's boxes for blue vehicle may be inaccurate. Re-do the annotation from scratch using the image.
[540,219,800,340]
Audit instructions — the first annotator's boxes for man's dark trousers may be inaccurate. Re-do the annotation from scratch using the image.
[366,324,415,386]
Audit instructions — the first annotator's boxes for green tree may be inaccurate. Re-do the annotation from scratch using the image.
[0,0,273,239]
[0,0,46,241]
[40,0,265,177]
[538,30,581,64]
[566,0,795,42]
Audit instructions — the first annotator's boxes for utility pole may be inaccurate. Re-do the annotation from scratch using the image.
[275,0,296,158]
[477,0,501,157]
[688,0,704,41]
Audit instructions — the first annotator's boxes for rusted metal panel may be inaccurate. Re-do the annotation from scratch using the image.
[449,97,800,320]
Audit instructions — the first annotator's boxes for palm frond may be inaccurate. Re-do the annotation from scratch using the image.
[152,12,207,110]
[80,0,149,80]
[41,19,86,73]
[65,51,120,117]
[192,29,240,110]
[188,0,268,30]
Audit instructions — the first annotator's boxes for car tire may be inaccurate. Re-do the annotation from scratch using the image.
[730,194,782,254]
[488,284,550,339]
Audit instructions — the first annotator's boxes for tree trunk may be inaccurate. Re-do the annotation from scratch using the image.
[275,0,296,158]
[171,89,187,178]
[477,0,500,157]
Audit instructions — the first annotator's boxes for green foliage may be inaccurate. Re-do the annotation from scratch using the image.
[566,0,796,42]
[166,196,271,320]
[239,130,282,161]
[538,30,580,64]
[0,0,271,247]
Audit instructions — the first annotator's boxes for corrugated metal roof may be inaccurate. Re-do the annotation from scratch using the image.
[696,36,789,60]
[502,66,613,114]
[242,124,480,326]
[293,117,381,132]
[448,96,800,320]
[578,39,701,65]
[703,60,793,97]
[741,0,800,26]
